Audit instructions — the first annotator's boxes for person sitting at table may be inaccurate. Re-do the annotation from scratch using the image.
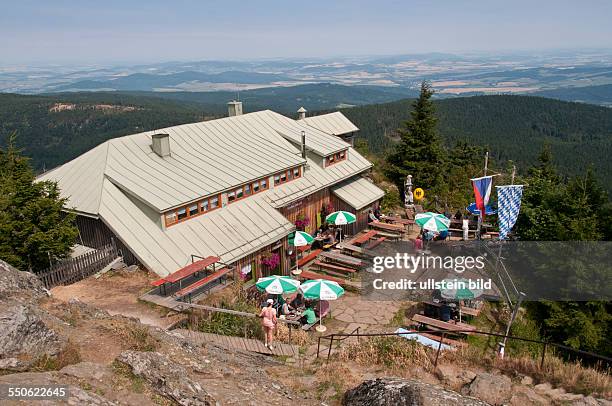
[435,230,449,241]
[290,292,305,309]
[368,209,379,223]
[281,300,295,316]
[439,301,452,322]
[300,306,317,326]
[374,207,382,220]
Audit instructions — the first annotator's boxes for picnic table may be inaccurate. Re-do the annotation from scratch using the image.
[421,300,481,317]
[411,314,476,334]
[319,251,368,269]
[368,221,405,234]
[381,215,415,226]
[151,256,222,295]
[336,242,376,258]
[349,230,378,245]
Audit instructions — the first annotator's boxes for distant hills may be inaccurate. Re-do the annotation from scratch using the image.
[0,90,610,192]
[533,84,612,107]
[340,95,612,190]
[53,70,292,91]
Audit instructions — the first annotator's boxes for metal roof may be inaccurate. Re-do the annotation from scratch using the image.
[303,112,359,136]
[99,178,294,277]
[331,176,385,210]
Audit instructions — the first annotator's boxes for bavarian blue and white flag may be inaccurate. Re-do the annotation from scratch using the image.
[497,185,524,240]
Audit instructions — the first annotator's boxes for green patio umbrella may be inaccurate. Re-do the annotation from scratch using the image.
[415,212,451,232]
[299,279,345,332]
[325,211,356,242]
[289,231,314,275]
[440,278,483,322]
[256,275,300,295]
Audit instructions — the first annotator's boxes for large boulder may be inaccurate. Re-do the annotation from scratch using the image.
[0,304,65,363]
[0,259,47,303]
[116,350,216,405]
[343,377,489,406]
[465,373,512,405]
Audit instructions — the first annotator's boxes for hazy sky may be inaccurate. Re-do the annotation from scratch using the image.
[1,0,611,64]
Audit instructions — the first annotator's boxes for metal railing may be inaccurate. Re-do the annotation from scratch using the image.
[316,328,612,369]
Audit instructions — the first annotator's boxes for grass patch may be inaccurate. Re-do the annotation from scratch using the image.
[112,360,146,393]
[115,324,159,352]
[336,336,432,370]
[31,341,82,371]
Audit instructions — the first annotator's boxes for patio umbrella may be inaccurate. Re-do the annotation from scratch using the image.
[325,211,356,242]
[256,275,300,295]
[289,231,314,275]
[415,212,451,232]
[466,203,496,216]
[440,278,483,322]
[299,279,345,332]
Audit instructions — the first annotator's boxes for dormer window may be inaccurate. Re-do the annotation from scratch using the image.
[326,149,348,167]
[164,193,221,227]
[274,165,301,186]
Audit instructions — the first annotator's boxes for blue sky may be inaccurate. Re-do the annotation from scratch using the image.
[1,0,611,64]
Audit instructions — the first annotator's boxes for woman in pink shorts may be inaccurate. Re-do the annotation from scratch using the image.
[259,298,277,349]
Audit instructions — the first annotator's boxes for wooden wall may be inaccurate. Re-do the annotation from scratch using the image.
[75,215,141,267]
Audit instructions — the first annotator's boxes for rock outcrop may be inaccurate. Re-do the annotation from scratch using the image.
[343,377,490,406]
[116,350,217,405]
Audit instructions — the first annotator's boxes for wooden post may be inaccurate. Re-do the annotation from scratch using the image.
[316,336,321,358]
[540,342,547,369]
[511,165,516,185]
[484,151,489,176]
[434,332,446,366]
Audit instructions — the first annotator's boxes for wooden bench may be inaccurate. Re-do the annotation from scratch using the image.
[373,230,401,240]
[416,331,467,347]
[319,251,368,269]
[313,260,356,275]
[302,317,322,331]
[298,270,346,285]
[369,221,406,234]
[349,230,378,245]
[174,267,230,301]
[336,242,375,258]
[298,249,322,267]
[421,300,481,317]
[411,314,476,334]
[364,236,386,250]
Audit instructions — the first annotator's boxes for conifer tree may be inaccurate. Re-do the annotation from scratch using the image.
[384,81,445,199]
[0,134,78,271]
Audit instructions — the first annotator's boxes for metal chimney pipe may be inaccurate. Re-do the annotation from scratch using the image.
[301,130,306,159]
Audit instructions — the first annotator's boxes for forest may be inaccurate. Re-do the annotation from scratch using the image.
[1,91,611,193]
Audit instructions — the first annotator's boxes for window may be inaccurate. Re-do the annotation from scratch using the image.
[326,150,348,167]
[165,212,177,226]
[188,204,198,217]
[273,166,301,186]
[228,190,236,203]
[236,187,243,199]
[253,182,260,193]
[245,184,251,196]
[163,193,221,227]
[261,178,268,189]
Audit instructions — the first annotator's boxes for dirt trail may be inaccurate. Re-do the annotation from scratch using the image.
[51,269,184,329]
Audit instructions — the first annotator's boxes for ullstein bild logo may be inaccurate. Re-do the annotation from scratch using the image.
[371,253,486,274]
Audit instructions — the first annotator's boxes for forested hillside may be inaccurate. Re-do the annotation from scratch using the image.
[0,93,208,170]
[340,95,612,190]
[1,92,611,192]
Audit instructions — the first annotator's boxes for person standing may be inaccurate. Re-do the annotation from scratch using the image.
[462,217,469,241]
[259,298,277,349]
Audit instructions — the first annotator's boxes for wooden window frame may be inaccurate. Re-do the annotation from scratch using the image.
[326,149,348,167]
[164,193,221,227]
[228,177,270,205]
[274,166,301,186]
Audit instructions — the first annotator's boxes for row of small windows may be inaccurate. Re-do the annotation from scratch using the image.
[325,150,347,166]
[274,166,302,186]
[228,177,269,203]
[164,194,220,227]
[164,165,302,226]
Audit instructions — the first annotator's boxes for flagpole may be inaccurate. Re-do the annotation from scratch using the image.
[477,152,489,240]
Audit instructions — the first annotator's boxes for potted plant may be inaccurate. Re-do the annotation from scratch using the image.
[260,252,281,275]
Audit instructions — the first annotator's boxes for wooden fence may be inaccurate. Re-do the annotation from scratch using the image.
[38,243,121,289]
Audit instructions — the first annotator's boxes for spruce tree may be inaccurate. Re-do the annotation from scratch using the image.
[385,81,445,200]
[0,135,78,271]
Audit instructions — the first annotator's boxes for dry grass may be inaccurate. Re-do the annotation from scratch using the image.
[441,345,612,398]
[336,336,433,370]
[115,324,159,352]
[31,341,82,371]
[275,322,311,346]
[313,363,361,403]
